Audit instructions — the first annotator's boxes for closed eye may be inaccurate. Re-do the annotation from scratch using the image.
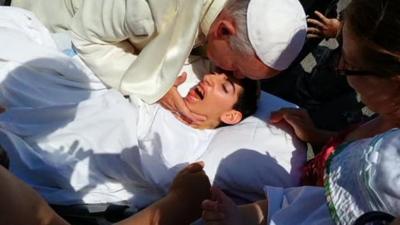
[223,79,235,94]
[223,84,229,93]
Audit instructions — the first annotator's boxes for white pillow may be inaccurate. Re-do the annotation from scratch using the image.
[179,63,306,203]
[202,92,306,202]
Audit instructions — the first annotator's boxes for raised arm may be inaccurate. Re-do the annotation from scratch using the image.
[71,0,204,103]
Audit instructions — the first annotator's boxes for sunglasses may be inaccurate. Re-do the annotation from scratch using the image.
[335,51,381,77]
[335,68,380,77]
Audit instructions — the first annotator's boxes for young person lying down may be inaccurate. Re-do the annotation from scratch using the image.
[0,51,259,211]
[0,6,305,212]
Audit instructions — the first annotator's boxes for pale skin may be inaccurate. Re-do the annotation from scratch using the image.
[0,162,211,225]
[159,72,208,127]
[159,8,279,127]
[271,22,400,148]
[202,187,267,225]
[164,72,246,129]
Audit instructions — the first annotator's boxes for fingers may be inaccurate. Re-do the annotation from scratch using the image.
[314,11,330,23]
[178,162,205,176]
[202,199,225,222]
[269,111,284,123]
[307,18,325,29]
[202,199,219,211]
[210,186,226,202]
[281,112,304,129]
[307,27,321,35]
[176,100,207,124]
[307,33,323,39]
[159,83,207,125]
[186,161,205,173]
[269,108,304,123]
[202,210,225,221]
[307,27,323,39]
[174,72,188,86]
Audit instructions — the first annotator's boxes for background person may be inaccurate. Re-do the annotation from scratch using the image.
[201,0,400,224]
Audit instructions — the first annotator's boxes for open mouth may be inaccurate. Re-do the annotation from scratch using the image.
[195,86,204,100]
[186,84,205,103]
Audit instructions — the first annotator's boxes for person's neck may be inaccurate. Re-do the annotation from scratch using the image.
[189,121,218,130]
[345,115,399,141]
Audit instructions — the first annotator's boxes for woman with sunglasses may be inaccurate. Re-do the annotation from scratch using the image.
[202,0,400,224]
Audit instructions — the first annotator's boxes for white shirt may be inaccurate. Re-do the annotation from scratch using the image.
[0,92,215,208]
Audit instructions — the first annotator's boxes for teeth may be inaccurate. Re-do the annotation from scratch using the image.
[195,87,204,100]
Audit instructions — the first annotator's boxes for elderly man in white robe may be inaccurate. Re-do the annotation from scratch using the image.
[10,0,307,125]
[0,6,307,213]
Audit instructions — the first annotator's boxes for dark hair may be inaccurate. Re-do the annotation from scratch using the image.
[234,78,260,119]
[345,0,400,76]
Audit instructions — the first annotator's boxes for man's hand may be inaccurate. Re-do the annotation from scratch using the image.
[270,108,333,146]
[202,187,242,225]
[307,11,341,39]
[159,72,206,126]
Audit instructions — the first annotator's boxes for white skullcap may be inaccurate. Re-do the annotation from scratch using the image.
[247,0,307,71]
[200,0,229,35]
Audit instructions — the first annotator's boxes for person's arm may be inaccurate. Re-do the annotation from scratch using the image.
[71,0,204,104]
[270,108,336,149]
[71,0,207,124]
[116,162,211,225]
[0,161,210,225]
[0,166,69,225]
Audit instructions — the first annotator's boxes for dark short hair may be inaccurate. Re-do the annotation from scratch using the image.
[234,78,260,119]
[345,0,400,77]
[216,78,260,128]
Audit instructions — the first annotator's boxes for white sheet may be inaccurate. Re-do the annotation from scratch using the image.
[0,7,306,208]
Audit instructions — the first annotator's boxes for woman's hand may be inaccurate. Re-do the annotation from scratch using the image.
[270,108,334,146]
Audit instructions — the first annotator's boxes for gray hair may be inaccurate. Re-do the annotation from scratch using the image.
[224,0,255,56]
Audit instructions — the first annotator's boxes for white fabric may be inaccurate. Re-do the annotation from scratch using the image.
[200,0,228,35]
[247,0,307,71]
[0,7,305,207]
[11,0,79,32]
[326,129,400,225]
[263,186,334,225]
[11,0,226,104]
[179,74,307,201]
[200,93,306,202]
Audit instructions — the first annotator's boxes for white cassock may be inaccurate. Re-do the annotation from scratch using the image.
[0,7,306,210]
[0,7,216,208]
[11,0,227,103]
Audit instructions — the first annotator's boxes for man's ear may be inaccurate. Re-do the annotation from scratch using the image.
[220,110,242,125]
[212,19,236,40]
